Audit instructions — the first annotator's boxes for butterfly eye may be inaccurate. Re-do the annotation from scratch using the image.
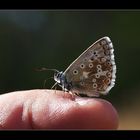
[54,72,57,77]
[57,73,60,78]
[54,73,59,79]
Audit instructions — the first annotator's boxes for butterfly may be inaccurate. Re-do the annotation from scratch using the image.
[41,36,116,97]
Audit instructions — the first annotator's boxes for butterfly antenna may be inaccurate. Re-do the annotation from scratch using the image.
[35,67,59,73]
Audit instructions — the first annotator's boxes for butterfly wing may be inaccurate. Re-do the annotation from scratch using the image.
[63,36,116,97]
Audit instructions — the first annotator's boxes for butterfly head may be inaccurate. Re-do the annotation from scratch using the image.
[54,71,64,84]
[54,71,72,92]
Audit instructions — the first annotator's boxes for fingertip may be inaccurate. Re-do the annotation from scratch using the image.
[85,98,119,129]
[66,97,119,129]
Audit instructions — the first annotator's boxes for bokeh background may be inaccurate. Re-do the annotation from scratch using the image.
[0,10,139,129]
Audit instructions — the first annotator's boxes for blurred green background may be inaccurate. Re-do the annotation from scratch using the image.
[0,10,139,129]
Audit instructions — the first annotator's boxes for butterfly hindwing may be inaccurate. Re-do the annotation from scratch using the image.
[63,37,116,97]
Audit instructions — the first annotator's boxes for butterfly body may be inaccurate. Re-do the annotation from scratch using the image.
[53,36,116,97]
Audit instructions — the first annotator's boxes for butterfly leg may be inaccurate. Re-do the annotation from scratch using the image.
[43,79,47,89]
[68,91,76,100]
[51,82,58,89]
[51,82,58,94]
[43,77,54,89]
[62,88,68,98]
[54,85,57,94]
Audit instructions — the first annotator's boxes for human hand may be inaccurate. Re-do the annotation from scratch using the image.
[0,89,118,129]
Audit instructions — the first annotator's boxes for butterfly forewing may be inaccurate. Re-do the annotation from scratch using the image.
[63,37,116,97]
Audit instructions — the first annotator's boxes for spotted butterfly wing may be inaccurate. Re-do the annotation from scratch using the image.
[63,36,116,97]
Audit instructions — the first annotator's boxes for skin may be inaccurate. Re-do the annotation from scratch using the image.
[0,89,119,129]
